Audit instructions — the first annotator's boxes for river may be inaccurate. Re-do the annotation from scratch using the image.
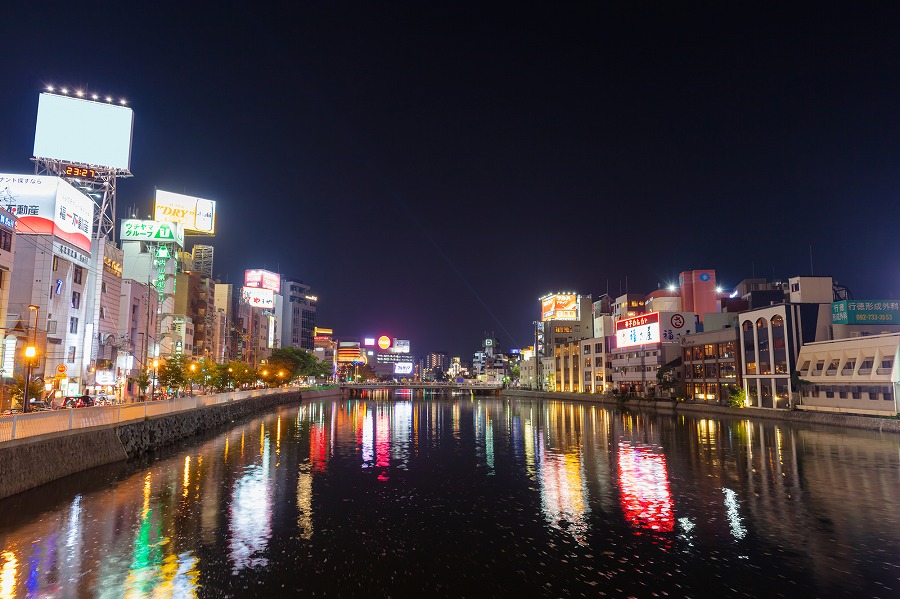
[0,392,898,597]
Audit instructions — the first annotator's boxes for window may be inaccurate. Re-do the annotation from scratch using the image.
[71,291,80,309]
[66,345,76,363]
[0,229,11,252]
[704,344,717,359]
[101,281,107,294]
[69,317,78,334]
[99,307,105,320]
[53,256,59,272]
[73,267,83,285]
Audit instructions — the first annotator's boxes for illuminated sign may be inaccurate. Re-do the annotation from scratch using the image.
[0,212,13,229]
[394,362,414,375]
[63,164,98,179]
[393,339,410,354]
[615,312,660,348]
[832,300,900,324]
[541,293,578,321]
[377,335,391,350]
[120,219,184,247]
[33,93,134,170]
[0,174,94,254]
[241,286,275,309]
[554,326,573,333]
[244,269,281,292]
[485,339,493,346]
[154,189,216,234]
[363,338,375,347]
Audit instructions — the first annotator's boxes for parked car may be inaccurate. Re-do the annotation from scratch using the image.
[77,395,95,408]
[61,395,94,408]
[27,400,52,411]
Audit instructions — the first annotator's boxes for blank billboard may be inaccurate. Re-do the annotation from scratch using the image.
[33,93,134,170]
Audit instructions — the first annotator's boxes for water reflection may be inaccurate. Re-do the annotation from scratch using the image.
[0,394,898,596]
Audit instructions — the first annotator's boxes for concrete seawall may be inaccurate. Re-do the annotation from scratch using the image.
[501,389,900,434]
[0,388,329,500]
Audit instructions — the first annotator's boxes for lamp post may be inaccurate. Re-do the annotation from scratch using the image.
[22,305,39,413]
[151,359,158,400]
[189,362,196,397]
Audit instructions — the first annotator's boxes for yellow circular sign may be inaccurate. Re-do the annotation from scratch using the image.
[377,335,391,350]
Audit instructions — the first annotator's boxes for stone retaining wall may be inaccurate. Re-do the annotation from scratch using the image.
[0,389,303,500]
[500,389,900,433]
[116,390,302,458]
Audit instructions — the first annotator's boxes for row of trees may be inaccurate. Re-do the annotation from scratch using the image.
[137,347,333,395]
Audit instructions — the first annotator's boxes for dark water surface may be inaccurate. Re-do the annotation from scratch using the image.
[1,393,899,597]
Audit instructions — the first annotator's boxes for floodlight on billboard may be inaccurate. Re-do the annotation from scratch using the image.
[120,220,184,247]
[241,286,275,309]
[0,174,94,254]
[33,93,134,170]
[154,189,216,234]
[540,293,579,321]
[615,312,660,349]
[244,269,281,292]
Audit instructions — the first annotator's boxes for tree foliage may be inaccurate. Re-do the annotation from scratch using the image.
[157,354,189,390]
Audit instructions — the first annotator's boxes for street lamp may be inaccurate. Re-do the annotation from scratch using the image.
[151,359,159,400]
[189,362,196,397]
[22,305,39,413]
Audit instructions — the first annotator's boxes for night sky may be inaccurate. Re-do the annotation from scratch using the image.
[2,3,899,358]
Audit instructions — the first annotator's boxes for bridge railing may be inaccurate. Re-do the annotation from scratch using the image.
[341,381,502,388]
[0,386,300,444]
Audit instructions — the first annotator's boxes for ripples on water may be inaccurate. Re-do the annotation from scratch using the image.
[1,393,898,597]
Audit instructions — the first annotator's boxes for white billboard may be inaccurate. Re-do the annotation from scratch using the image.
[0,174,94,254]
[394,362,414,375]
[155,189,216,234]
[392,339,410,354]
[33,93,134,170]
[241,286,275,309]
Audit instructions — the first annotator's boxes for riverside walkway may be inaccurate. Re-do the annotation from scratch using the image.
[0,386,304,443]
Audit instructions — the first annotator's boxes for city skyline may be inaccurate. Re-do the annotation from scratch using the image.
[1,4,899,357]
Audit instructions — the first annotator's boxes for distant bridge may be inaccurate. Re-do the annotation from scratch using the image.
[340,381,502,395]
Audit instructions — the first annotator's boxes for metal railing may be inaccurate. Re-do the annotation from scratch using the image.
[0,386,299,444]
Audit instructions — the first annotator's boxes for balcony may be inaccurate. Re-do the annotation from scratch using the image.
[858,368,872,375]
[876,368,891,375]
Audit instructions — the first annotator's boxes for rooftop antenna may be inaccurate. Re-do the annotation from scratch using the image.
[809,245,814,275]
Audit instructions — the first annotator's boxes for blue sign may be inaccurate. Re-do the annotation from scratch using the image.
[0,214,13,229]
[699,273,711,282]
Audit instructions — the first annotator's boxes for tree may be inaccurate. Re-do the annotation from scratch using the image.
[10,375,44,407]
[727,386,746,408]
[157,355,189,391]
[134,372,151,398]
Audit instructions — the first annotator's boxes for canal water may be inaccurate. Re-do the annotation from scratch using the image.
[1,393,898,597]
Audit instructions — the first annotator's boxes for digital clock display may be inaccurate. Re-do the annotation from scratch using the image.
[64,165,98,179]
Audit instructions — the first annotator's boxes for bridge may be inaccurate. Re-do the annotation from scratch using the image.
[340,381,503,395]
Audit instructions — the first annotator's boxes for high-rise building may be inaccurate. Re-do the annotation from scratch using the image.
[191,244,214,279]
[280,280,317,350]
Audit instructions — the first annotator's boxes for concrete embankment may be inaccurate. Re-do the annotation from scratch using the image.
[0,388,343,500]
[500,389,900,434]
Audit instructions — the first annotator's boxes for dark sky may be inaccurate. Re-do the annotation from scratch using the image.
[2,2,900,358]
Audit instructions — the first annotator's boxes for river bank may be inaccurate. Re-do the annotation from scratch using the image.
[501,389,900,433]
[0,387,341,500]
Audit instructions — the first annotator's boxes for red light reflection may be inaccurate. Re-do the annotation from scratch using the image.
[617,440,674,533]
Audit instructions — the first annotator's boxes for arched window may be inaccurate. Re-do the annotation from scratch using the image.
[771,314,787,373]
[756,318,771,375]
[742,320,756,374]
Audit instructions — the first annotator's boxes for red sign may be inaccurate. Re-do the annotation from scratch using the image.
[615,311,659,331]
[56,364,67,374]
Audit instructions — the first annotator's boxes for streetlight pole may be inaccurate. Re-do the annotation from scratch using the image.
[151,359,158,400]
[189,362,196,397]
[23,305,39,413]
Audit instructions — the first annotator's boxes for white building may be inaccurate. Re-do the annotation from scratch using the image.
[796,333,898,416]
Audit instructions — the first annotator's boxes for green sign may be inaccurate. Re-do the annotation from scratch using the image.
[832,300,900,324]
[120,219,184,247]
